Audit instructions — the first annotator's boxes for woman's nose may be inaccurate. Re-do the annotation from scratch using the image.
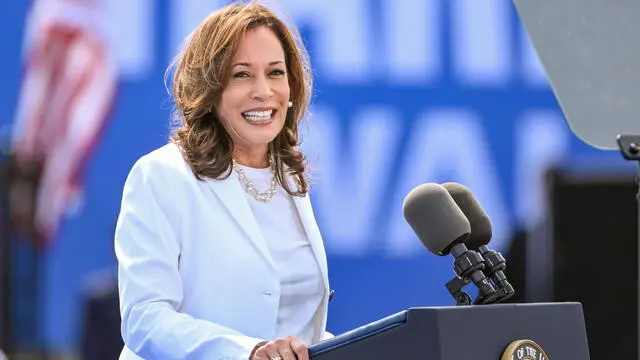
[251,74,274,101]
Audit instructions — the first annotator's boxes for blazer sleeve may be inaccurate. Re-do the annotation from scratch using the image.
[115,158,265,360]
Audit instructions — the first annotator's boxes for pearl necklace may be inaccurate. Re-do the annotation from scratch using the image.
[232,158,279,202]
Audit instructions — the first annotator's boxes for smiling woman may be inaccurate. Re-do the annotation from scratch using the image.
[114,2,332,360]
[169,2,313,196]
[216,27,292,167]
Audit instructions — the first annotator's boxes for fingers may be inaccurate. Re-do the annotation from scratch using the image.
[252,345,279,360]
[278,344,296,360]
[289,336,309,360]
[251,336,308,360]
[252,341,288,360]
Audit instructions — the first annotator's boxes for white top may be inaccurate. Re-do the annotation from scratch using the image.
[237,164,325,345]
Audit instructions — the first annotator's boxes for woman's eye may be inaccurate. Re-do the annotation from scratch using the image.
[270,69,286,76]
[233,71,250,78]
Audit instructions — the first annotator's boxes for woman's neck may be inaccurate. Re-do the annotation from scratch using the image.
[233,148,270,169]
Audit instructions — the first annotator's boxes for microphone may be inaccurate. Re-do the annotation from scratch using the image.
[441,182,515,303]
[402,183,496,305]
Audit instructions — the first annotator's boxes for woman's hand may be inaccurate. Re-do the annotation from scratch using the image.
[250,336,309,360]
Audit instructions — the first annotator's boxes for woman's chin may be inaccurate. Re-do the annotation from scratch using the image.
[242,131,280,146]
[242,122,283,142]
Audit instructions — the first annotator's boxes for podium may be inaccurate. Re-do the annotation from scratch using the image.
[309,302,589,359]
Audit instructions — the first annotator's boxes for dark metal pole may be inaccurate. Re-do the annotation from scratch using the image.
[615,134,640,359]
[0,152,13,356]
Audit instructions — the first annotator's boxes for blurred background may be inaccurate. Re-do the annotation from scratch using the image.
[0,0,637,359]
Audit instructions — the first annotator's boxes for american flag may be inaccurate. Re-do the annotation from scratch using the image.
[10,0,117,245]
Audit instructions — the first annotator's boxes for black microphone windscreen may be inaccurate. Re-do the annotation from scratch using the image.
[402,183,471,255]
[441,182,492,250]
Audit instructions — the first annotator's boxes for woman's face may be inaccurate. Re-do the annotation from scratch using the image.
[217,26,291,157]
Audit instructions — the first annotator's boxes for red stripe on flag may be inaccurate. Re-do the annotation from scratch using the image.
[12,0,118,246]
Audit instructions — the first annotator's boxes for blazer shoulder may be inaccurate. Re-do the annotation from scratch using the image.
[121,143,195,217]
[132,142,192,180]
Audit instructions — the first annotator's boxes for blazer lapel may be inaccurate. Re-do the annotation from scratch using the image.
[290,183,330,293]
[206,173,277,272]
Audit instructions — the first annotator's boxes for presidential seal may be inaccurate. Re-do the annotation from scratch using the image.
[501,339,549,360]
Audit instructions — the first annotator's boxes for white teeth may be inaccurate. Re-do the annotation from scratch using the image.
[242,109,273,123]
[243,110,273,117]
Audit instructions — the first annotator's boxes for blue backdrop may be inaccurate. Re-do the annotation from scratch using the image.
[0,0,626,353]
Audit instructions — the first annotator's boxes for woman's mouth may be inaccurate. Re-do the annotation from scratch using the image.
[242,109,276,125]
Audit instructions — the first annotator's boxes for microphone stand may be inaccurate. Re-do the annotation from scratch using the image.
[446,245,516,306]
[616,134,640,359]
[445,277,472,306]
[445,243,498,306]
[477,245,515,303]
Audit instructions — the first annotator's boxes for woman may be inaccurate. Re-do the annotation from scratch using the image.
[114,3,332,360]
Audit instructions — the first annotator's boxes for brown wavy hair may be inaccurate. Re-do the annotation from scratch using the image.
[167,1,312,196]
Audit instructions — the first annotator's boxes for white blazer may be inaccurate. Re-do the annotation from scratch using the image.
[115,143,331,360]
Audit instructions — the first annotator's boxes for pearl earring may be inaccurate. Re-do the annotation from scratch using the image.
[288,101,293,108]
